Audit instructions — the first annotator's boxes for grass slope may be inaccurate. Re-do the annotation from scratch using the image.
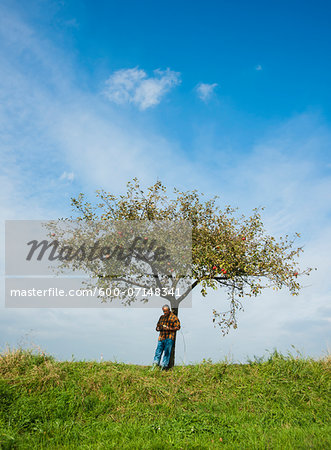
[0,349,330,449]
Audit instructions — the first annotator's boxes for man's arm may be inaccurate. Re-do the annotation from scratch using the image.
[156,316,163,331]
[165,316,180,331]
[166,325,180,331]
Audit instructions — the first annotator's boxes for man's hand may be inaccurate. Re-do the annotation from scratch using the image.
[163,325,179,331]
[157,324,179,331]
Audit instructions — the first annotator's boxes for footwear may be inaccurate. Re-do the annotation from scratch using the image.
[150,363,159,371]
[161,366,170,371]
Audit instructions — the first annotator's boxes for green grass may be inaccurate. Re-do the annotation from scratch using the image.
[0,348,330,449]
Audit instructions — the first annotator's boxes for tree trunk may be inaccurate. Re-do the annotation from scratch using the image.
[168,306,178,369]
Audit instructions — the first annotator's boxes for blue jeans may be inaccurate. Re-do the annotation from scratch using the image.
[153,338,174,368]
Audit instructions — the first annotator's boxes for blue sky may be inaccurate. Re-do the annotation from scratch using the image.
[1,0,330,363]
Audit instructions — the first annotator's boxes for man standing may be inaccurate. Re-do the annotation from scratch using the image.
[151,305,181,371]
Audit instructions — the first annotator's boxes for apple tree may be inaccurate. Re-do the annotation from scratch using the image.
[48,178,313,368]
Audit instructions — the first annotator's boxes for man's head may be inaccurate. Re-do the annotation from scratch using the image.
[162,305,171,316]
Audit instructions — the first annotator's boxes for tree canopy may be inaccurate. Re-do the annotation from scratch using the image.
[49,178,313,335]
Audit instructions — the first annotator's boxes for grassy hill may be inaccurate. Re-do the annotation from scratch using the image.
[0,348,330,449]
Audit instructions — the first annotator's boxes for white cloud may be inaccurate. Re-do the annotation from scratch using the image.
[103,67,181,110]
[60,171,74,182]
[255,64,263,71]
[196,82,218,102]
